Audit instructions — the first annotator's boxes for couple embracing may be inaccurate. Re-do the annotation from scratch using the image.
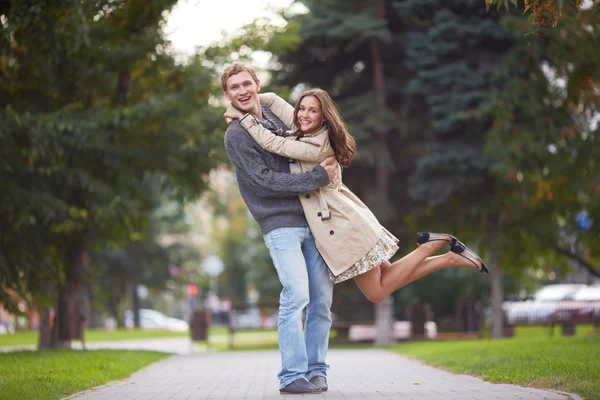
[221,62,487,395]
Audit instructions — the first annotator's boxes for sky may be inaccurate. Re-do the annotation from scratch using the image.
[164,0,300,57]
[165,0,597,56]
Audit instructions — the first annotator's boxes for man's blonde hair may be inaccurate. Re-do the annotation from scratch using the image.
[221,62,259,91]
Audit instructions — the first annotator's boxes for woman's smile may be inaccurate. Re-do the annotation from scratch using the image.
[297,96,322,134]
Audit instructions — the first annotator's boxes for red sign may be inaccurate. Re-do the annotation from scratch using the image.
[187,284,198,296]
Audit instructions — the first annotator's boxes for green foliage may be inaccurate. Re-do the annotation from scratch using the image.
[396,0,514,213]
[487,3,600,272]
[0,0,226,318]
[486,0,587,27]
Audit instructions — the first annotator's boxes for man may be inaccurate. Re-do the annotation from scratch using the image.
[222,62,336,394]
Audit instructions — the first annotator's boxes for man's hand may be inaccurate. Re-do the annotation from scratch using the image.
[223,106,245,125]
[320,156,342,189]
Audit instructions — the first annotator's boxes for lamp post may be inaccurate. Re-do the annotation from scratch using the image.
[202,255,224,295]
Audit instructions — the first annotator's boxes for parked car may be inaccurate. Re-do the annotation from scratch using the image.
[505,284,586,324]
[552,285,600,323]
[124,309,189,332]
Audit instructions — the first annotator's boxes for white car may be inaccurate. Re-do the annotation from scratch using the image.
[552,285,600,323]
[125,309,189,332]
[505,284,586,324]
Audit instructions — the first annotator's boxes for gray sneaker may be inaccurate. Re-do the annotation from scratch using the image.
[309,376,328,392]
[280,378,322,394]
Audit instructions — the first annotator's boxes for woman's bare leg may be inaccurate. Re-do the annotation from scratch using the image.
[354,248,480,303]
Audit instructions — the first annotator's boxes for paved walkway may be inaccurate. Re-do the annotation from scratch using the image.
[67,349,580,400]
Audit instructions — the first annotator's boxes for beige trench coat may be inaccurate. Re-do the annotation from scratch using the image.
[239,92,385,277]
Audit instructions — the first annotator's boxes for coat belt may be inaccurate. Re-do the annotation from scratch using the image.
[318,188,332,221]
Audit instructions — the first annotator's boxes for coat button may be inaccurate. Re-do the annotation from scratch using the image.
[305,194,310,199]
[330,230,334,235]
[317,212,322,217]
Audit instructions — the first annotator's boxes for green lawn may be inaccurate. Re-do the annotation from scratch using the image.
[392,332,600,400]
[511,323,598,338]
[0,329,188,348]
[0,327,229,348]
[0,349,168,400]
[207,329,279,351]
[0,326,273,351]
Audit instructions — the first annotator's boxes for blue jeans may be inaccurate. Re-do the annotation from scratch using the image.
[263,227,334,389]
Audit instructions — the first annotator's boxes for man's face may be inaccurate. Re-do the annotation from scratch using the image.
[223,71,261,113]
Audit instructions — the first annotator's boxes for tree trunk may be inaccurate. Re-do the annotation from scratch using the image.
[108,298,123,328]
[488,219,504,338]
[56,230,95,347]
[371,0,394,345]
[375,297,394,345]
[87,283,98,329]
[113,69,131,107]
[132,281,141,328]
[126,244,141,328]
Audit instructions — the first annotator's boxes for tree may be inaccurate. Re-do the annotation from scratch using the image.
[91,194,200,328]
[1,0,225,347]
[487,2,600,279]
[486,0,589,26]
[393,0,515,337]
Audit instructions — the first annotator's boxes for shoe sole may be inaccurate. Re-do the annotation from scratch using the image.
[451,241,489,273]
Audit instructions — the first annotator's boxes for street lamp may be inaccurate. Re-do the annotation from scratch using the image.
[202,255,224,295]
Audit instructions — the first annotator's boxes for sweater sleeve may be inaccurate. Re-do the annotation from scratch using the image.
[240,114,325,163]
[224,124,329,198]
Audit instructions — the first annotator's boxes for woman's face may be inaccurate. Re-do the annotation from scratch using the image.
[297,96,322,134]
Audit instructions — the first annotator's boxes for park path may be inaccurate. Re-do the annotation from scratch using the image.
[67,348,581,400]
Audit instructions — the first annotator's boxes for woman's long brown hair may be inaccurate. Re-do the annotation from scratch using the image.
[292,89,357,168]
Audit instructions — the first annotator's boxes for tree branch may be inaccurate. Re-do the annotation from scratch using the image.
[554,244,600,279]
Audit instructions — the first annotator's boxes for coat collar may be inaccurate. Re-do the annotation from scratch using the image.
[302,125,328,138]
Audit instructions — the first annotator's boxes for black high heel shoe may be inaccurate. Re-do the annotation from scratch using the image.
[450,241,489,274]
[416,232,457,246]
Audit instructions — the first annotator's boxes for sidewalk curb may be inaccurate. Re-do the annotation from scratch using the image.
[553,390,583,400]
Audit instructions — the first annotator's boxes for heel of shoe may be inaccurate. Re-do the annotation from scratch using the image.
[450,241,489,274]
[416,232,430,245]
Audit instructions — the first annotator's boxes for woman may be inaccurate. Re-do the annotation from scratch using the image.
[224,89,488,303]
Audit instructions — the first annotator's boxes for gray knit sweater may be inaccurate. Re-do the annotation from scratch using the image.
[224,103,329,235]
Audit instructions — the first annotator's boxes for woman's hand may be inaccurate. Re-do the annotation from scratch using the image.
[223,106,245,124]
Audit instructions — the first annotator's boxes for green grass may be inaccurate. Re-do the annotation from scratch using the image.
[0,349,168,400]
[0,327,240,348]
[207,329,279,351]
[391,333,600,400]
[512,323,598,338]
